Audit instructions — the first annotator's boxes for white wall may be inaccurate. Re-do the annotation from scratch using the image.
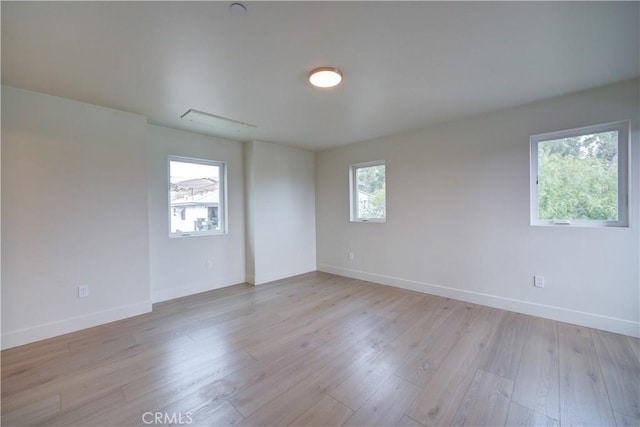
[1,86,152,349]
[316,79,640,337]
[147,124,245,302]
[245,141,316,285]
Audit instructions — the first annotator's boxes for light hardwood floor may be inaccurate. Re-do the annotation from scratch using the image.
[2,272,638,426]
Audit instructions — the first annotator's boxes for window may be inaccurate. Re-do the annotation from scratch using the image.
[530,121,628,227]
[168,156,226,237]
[350,161,386,222]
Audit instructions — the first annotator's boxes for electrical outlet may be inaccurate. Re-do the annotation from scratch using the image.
[348,252,354,261]
[78,285,90,298]
[533,275,545,288]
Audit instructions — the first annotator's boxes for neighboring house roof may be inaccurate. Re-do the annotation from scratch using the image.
[171,189,219,206]
[171,178,217,191]
[357,189,373,200]
[171,178,219,205]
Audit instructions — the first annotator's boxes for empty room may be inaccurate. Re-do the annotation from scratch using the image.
[1,2,639,426]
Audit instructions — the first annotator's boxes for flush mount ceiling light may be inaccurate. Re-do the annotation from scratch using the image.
[309,67,343,88]
[229,2,247,15]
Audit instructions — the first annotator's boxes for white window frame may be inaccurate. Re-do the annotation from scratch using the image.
[168,155,228,238]
[530,121,629,228]
[350,160,386,223]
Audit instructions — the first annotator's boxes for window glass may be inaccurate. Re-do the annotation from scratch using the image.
[351,162,386,222]
[531,122,628,227]
[169,157,226,236]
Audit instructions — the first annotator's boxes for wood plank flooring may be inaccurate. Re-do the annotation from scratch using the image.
[1,272,638,426]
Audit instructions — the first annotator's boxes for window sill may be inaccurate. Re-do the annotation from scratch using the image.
[169,231,227,238]
[531,221,628,228]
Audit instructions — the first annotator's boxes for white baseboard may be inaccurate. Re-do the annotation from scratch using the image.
[246,273,256,286]
[151,277,246,303]
[318,264,640,338]
[1,301,152,350]
[254,268,316,286]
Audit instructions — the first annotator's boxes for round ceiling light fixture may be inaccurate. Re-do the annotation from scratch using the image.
[308,67,343,88]
[229,2,247,15]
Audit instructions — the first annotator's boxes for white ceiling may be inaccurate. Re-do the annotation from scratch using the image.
[2,1,638,151]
